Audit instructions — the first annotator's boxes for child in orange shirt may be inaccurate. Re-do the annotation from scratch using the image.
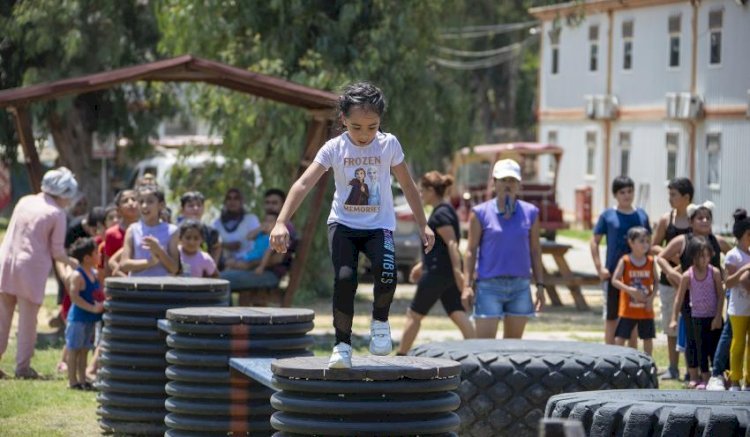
[611,227,658,356]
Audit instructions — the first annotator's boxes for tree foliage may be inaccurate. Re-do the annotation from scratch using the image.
[0,1,170,203]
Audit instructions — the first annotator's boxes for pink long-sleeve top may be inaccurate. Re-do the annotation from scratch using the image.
[0,193,67,305]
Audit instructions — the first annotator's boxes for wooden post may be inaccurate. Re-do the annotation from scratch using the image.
[283,113,334,307]
[8,106,43,193]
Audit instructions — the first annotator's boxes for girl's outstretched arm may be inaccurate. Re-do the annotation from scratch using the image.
[392,162,435,254]
[270,163,327,253]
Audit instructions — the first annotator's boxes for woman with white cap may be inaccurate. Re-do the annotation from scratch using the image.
[0,167,80,379]
[462,159,545,339]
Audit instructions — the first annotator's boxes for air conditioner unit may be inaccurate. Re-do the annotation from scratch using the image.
[677,93,703,120]
[665,93,678,119]
[584,95,596,119]
[595,94,618,120]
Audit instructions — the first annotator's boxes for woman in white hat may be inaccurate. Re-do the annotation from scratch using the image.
[462,159,545,339]
[0,167,79,379]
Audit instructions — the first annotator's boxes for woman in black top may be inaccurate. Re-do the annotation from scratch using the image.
[397,171,475,354]
[651,178,693,380]
[657,202,731,387]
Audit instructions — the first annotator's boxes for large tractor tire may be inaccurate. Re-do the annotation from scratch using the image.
[546,389,750,436]
[409,339,657,437]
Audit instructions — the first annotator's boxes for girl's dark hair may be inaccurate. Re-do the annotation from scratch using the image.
[667,177,694,202]
[611,176,634,195]
[626,226,650,241]
[732,208,750,240]
[180,191,205,207]
[104,204,118,219]
[338,82,386,118]
[179,219,203,239]
[69,237,97,262]
[263,188,286,201]
[688,203,713,221]
[137,185,165,203]
[686,235,714,265]
[420,171,454,197]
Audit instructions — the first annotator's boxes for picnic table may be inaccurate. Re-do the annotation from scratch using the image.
[541,241,597,311]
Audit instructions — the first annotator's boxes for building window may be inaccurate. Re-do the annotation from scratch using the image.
[707,133,721,188]
[549,27,561,74]
[666,133,679,180]
[585,131,597,176]
[668,15,680,68]
[622,20,634,70]
[589,25,599,72]
[709,10,722,65]
[619,132,631,176]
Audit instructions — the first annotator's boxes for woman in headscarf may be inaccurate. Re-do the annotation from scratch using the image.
[211,188,260,266]
[0,167,80,379]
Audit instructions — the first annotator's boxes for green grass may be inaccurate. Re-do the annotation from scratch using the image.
[0,293,691,435]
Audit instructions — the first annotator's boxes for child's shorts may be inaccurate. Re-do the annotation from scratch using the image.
[676,315,687,352]
[474,276,534,319]
[65,321,95,350]
[615,317,656,340]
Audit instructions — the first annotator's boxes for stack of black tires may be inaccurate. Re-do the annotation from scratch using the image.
[162,307,315,437]
[96,277,230,436]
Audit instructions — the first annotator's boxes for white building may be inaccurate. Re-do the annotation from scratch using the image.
[530,0,750,232]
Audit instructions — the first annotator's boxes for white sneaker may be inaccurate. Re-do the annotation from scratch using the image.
[728,385,741,392]
[369,320,392,356]
[706,375,727,391]
[328,343,352,369]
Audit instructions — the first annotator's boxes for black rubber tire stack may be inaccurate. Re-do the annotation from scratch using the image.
[409,339,658,437]
[546,390,750,436]
[96,277,230,436]
[269,356,462,436]
[162,307,315,437]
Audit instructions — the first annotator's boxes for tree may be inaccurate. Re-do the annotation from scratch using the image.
[0,1,171,205]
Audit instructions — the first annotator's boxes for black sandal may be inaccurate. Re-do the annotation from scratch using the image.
[81,382,95,391]
[68,383,83,390]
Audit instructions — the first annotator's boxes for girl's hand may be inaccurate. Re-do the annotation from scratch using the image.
[142,236,162,252]
[94,301,105,314]
[270,222,290,254]
[461,287,474,313]
[669,319,678,330]
[421,226,435,254]
[631,288,648,303]
[534,285,546,312]
[711,315,723,330]
[598,267,610,281]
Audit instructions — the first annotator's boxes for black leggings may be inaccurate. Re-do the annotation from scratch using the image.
[686,312,722,373]
[328,223,397,345]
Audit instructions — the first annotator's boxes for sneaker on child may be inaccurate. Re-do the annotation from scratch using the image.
[728,385,741,392]
[706,375,727,391]
[369,320,392,356]
[328,343,353,369]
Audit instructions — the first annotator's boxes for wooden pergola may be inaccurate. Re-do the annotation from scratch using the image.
[0,54,338,306]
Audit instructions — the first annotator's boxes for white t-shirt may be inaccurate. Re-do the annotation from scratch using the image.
[314,131,405,230]
[725,247,750,316]
[212,213,260,260]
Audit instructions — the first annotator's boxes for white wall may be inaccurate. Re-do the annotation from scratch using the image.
[540,121,606,217]
[696,0,750,107]
[611,2,694,106]
[541,14,608,109]
[695,119,750,233]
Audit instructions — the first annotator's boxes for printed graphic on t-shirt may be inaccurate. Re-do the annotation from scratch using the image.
[628,270,651,308]
[343,156,381,213]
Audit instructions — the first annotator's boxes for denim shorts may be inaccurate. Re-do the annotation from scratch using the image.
[65,321,95,350]
[474,276,534,319]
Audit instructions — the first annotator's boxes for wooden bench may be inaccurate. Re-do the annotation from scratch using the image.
[541,242,593,311]
[234,274,289,307]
